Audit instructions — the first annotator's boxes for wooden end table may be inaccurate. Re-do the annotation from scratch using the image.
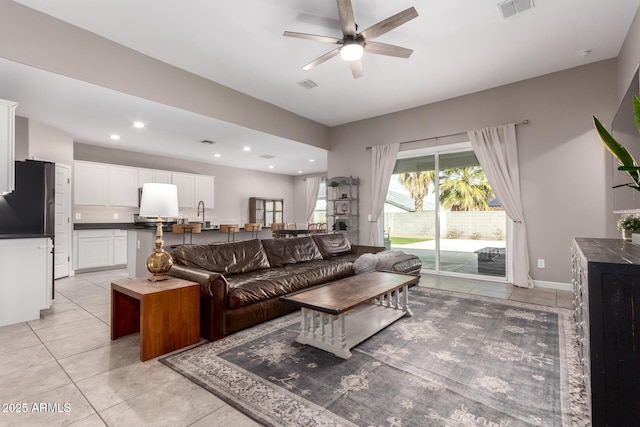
[281,271,417,359]
[111,277,200,361]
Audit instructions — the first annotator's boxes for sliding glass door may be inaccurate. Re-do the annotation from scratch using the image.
[384,143,507,279]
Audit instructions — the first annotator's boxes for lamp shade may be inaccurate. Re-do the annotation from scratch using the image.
[139,183,179,218]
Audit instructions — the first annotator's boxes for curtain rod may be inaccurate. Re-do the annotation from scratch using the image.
[365,119,529,150]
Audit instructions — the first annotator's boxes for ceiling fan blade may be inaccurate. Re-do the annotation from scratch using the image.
[350,58,363,79]
[283,31,342,44]
[337,0,357,37]
[361,7,418,41]
[365,41,413,58]
[302,48,341,70]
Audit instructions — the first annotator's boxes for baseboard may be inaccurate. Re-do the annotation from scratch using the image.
[533,280,572,292]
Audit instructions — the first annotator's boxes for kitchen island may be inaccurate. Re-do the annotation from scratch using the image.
[74,223,273,278]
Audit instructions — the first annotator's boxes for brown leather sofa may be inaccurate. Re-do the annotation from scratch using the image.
[168,233,420,341]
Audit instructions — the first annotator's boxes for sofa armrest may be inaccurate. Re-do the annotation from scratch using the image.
[350,244,386,255]
[168,264,228,299]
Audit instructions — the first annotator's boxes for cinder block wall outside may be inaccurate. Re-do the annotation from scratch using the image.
[384,211,506,240]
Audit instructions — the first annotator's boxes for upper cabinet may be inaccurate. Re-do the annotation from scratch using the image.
[171,173,215,208]
[194,174,214,208]
[74,161,108,205]
[138,168,172,186]
[75,161,138,207]
[172,173,195,208]
[74,161,214,209]
[0,99,18,194]
[108,166,138,207]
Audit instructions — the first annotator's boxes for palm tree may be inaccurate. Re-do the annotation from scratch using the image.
[439,167,494,211]
[398,171,435,212]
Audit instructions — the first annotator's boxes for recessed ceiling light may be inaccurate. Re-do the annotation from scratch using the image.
[268,165,274,169]
[243,146,251,152]
[109,134,120,140]
[298,171,303,174]
[309,159,315,162]
[133,121,145,129]
[213,153,221,158]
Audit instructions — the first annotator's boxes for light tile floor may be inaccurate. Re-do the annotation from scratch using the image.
[0,269,573,426]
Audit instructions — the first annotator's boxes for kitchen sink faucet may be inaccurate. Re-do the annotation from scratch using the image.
[197,200,205,226]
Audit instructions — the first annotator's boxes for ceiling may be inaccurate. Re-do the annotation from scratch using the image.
[3,0,640,175]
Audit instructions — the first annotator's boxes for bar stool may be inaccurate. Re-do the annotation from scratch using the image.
[172,223,202,245]
[244,223,262,239]
[220,224,240,242]
[271,223,285,238]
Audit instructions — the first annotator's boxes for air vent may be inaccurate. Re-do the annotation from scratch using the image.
[297,79,319,90]
[260,154,276,159]
[498,0,534,19]
[200,139,216,144]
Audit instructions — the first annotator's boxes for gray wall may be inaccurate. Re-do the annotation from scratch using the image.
[14,116,74,166]
[329,60,619,285]
[0,0,330,151]
[617,7,640,103]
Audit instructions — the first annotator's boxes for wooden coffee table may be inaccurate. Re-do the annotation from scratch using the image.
[281,271,418,359]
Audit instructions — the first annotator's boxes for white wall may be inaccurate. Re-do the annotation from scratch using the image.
[329,60,619,284]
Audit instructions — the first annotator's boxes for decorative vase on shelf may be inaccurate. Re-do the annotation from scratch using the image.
[623,229,632,241]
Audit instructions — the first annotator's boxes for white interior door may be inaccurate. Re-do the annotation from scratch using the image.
[54,164,71,279]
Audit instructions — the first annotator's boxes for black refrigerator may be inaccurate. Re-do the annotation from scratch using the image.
[0,160,55,236]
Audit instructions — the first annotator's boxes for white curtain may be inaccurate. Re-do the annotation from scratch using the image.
[468,124,533,288]
[305,177,322,223]
[370,143,400,246]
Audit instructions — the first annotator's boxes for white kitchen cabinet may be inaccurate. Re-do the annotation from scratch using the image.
[0,99,18,195]
[74,161,108,205]
[0,237,53,327]
[74,161,214,210]
[194,174,215,208]
[154,170,172,184]
[172,172,195,208]
[74,229,127,271]
[139,168,172,186]
[108,165,138,207]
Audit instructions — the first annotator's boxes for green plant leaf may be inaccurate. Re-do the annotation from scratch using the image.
[634,94,640,135]
[593,115,640,185]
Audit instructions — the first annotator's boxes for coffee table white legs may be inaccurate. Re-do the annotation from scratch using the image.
[296,285,411,359]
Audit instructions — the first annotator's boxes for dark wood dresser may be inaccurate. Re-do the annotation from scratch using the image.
[571,238,640,426]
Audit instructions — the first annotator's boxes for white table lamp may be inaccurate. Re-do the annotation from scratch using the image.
[139,183,179,281]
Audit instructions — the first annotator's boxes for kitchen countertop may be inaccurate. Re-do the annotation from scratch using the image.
[0,234,53,239]
[73,223,225,231]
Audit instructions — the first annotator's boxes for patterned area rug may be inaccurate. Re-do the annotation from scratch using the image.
[161,287,590,426]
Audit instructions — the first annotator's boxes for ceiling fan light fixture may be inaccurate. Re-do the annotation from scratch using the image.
[340,41,364,62]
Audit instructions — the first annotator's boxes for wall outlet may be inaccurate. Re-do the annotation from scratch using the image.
[113,213,119,220]
[537,259,545,269]
[75,212,81,220]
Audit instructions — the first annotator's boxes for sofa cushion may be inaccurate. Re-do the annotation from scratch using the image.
[261,236,322,267]
[172,239,270,275]
[226,259,354,309]
[312,233,352,258]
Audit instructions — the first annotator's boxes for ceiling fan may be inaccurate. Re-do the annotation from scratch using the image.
[284,0,418,79]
